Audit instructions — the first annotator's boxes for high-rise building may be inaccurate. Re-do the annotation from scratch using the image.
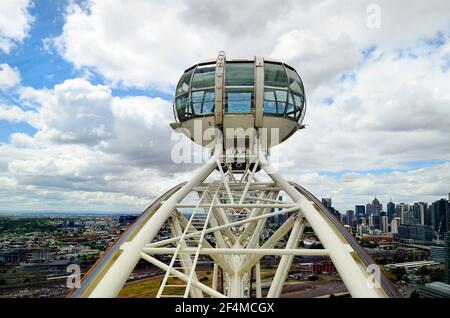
[398,203,410,224]
[366,203,374,217]
[387,200,395,220]
[322,198,332,209]
[445,232,450,285]
[346,210,355,227]
[422,202,432,226]
[357,223,369,236]
[321,197,340,220]
[369,213,381,231]
[372,197,382,215]
[355,205,366,223]
[381,214,389,233]
[412,203,423,225]
[430,199,448,237]
[390,217,401,235]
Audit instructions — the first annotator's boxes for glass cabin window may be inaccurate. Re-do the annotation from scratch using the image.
[176,69,194,96]
[226,88,253,113]
[264,89,287,115]
[286,67,304,95]
[192,65,215,89]
[287,92,304,119]
[175,93,192,121]
[192,90,215,115]
[264,63,288,87]
[225,62,254,86]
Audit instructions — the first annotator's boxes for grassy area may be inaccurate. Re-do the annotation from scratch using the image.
[118,270,215,298]
[117,265,341,298]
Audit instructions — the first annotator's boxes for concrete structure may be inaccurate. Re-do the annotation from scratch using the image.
[390,217,401,235]
[429,246,446,263]
[387,200,395,220]
[418,282,450,298]
[398,224,433,244]
[430,199,448,237]
[384,260,440,270]
[445,232,450,284]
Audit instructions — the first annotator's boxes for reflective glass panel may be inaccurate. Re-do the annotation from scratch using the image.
[264,62,288,87]
[225,62,254,86]
[263,90,277,114]
[192,90,215,115]
[192,64,215,89]
[176,69,194,96]
[276,90,287,113]
[286,68,304,95]
[264,89,288,114]
[175,93,190,121]
[287,93,295,114]
[293,94,303,107]
[226,88,253,113]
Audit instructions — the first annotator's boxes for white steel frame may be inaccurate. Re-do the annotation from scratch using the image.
[80,137,390,298]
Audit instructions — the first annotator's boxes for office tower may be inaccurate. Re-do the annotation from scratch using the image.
[430,199,449,237]
[322,198,332,209]
[445,232,450,285]
[398,224,433,244]
[421,202,432,226]
[412,203,423,225]
[372,197,382,215]
[355,205,366,223]
[366,203,374,217]
[387,200,395,220]
[390,217,401,235]
[346,210,355,227]
[398,203,410,224]
[381,214,389,233]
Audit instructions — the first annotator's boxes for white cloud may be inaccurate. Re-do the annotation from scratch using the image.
[0,0,33,53]
[1,1,450,212]
[271,30,359,88]
[275,39,450,167]
[0,64,21,90]
[293,162,450,213]
[0,78,202,211]
[49,0,450,91]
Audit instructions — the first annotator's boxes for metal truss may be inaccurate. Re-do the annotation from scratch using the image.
[70,141,399,298]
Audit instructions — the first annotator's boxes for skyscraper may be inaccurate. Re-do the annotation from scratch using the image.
[445,232,450,285]
[387,200,395,220]
[412,203,423,225]
[381,213,389,233]
[430,199,448,237]
[322,198,332,209]
[366,203,374,217]
[372,197,382,215]
[355,205,366,221]
[346,210,355,227]
[398,203,410,225]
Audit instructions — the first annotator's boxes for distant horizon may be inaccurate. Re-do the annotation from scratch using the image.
[0,210,141,217]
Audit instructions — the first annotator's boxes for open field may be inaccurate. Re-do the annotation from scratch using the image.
[118,265,347,298]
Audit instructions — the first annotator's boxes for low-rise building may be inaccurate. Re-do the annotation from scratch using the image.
[418,282,450,298]
[398,224,433,244]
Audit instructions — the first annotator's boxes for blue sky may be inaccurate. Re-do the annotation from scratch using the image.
[0,0,449,212]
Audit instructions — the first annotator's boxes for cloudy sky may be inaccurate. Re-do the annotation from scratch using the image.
[0,0,449,213]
